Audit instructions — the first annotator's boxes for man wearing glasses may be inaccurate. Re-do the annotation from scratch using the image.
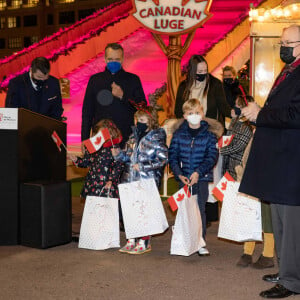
[239,24,300,298]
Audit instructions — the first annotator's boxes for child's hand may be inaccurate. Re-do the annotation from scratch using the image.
[111,148,120,156]
[104,181,112,189]
[179,175,190,185]
[189,172,199,186]
[68,154,77,162]
[133,164,140,171]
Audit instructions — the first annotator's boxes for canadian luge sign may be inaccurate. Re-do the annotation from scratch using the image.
[131,0,213,35]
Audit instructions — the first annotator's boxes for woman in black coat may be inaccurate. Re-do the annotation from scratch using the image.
[174,55,232,126]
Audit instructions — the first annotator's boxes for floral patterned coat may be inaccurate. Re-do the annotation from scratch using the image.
[74,145,124,198]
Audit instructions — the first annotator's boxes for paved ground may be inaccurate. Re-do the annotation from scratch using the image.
[1,196,296,300]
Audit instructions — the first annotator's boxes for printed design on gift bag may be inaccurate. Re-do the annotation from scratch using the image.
[79,196,120,250]
[235,197,260,220]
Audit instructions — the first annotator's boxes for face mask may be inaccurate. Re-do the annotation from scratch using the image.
[32,77,45,90]
[196,73,207,82]
[187,114,202,125]
[106,61,122,73]
[223,78,234,85]
[280,46,296,64]
[136,122,148,134]
[234,106,241,116]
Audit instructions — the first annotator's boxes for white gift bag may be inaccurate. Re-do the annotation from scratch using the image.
[218,181,262,242]
[170,193,206,256]
[118,178,169,239]
[78,194,120,250]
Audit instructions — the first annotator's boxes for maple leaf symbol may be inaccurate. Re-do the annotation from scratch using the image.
[221,182,227,191]
[176,193,185,202]
[94,137,102,145]
[224,138,229,145]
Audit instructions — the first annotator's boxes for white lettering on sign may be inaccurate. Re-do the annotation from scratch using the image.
[131,0,212,34]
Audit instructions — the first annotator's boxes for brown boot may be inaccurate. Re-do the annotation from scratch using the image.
[252,255,274,269]
[236,254,252,267]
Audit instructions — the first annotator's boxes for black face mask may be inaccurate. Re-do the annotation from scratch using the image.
[280,46,296,64]
[136,122,148,134]
[234,106,241,116]
[32,77,45,90]
[223,78,234,85]
[196,73,207,82]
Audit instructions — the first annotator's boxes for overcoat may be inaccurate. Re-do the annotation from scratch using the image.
[239,65,300,206]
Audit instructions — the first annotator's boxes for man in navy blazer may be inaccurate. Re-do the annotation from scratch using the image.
[240,25,300,298]
[5,57,63,120]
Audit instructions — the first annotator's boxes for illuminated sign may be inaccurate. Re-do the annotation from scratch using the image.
[131,0,213,35]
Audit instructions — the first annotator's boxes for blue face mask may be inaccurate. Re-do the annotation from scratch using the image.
[106,61,122,74]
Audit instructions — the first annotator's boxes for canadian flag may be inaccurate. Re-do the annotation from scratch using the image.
[51,131,63,152]
[83,128,111,154]
[167,185,191,212]
[212,172,235,201]
[218,135,234,148]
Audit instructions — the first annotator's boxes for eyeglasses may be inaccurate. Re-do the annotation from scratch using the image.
[278,40,300,46]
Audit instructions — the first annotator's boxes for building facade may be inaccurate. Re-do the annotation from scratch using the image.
[0,0,119,58]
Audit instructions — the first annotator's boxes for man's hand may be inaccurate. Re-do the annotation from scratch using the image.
[189,172,199,186]
[241,102,261,122]
[178,175,190,185]
[111,82,123,99]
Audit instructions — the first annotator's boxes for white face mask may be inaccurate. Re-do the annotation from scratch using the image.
[187,114,202,125]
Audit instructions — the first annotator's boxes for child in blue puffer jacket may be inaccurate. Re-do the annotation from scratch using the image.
[169,98,222,256]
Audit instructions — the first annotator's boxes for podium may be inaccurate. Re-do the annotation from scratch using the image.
[0,108,69,245]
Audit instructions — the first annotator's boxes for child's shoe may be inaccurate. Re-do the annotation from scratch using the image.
[198,247,210,256]
[128,239,151,255]
[119,239,135,253]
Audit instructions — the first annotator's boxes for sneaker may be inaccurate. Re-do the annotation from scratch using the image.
[119,239,135,253]
[252,255,274,269]
[198,247,210,256]
[128,239,151,255]
[236,254,252,267]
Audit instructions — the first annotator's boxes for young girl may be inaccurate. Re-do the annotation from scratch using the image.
[220,95,254,180]
[70,119,124,200]
[112,105,168,255]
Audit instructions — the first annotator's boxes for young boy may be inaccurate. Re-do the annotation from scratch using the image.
[168,98,219,256]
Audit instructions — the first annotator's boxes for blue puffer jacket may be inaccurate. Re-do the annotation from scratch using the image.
[114,127,168,187]
[168,120,218,182]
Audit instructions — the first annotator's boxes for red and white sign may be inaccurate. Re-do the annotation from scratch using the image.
[212,172,235,202]
[83,128,111,154]
[167,185,191,211]
[218,135,234,148]
[0,108,18,130]
[131,0,213,35]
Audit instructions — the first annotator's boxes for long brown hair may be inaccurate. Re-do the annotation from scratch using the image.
[183,55,210,102]
[92,119,121,139]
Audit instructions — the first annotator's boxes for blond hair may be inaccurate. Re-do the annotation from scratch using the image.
[182,98,204,114]
[222,65,237,77]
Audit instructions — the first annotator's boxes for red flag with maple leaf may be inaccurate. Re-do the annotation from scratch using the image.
[212,172,235,201]
[51,131,63,152]
[83,128,111,153]
[218,135,234,148]
[167,185,191,211]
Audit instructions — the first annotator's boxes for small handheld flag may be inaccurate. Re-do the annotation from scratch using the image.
[51,131,66,152]
[217,135,234,148]
[167,185,191,212]
[83,128,111,153]
[212,172,235,201]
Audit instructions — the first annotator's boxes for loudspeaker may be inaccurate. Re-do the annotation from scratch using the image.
[20,181,72,249]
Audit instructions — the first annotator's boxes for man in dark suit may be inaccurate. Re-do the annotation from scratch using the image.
[5,57,63,120]
[81,43,146,147]
[240,25,300,298]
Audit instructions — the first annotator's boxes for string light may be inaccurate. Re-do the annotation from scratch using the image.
[249,2,300,22]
